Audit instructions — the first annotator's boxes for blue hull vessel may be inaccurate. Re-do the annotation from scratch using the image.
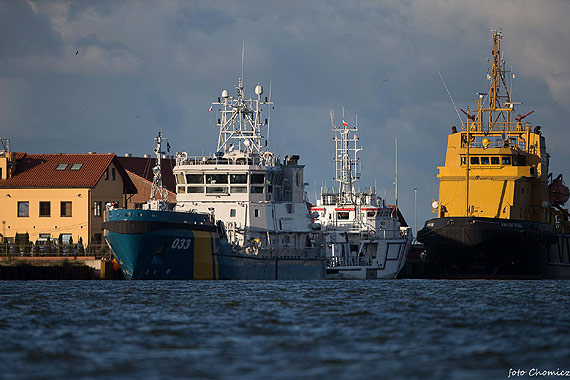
[104,209,325,280]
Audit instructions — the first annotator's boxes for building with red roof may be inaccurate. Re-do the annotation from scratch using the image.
[0,149,136,248]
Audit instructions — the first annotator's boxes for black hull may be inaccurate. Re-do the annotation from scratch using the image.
[417,217,570,279]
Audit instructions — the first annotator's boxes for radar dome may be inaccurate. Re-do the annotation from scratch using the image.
[221,89,229,98]
[255,84,263,95]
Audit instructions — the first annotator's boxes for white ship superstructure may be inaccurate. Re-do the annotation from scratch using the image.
[311,111,411,279]
[173,78,323,261]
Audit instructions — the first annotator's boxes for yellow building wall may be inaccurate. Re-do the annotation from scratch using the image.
[0,163,128,245]
[0,188,90,243]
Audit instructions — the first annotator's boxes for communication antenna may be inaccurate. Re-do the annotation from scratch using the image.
[438,72,463,126]
[241,41,245,84]
[394,137,398,207]
[267,78,272,145]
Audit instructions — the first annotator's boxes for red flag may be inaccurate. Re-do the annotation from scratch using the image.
[342,121,348,126]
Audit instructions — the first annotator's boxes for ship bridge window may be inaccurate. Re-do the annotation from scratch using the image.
[186,174,204,184]
[187,186,204,193]
[480,157,489,165]
[470,157,480,165]
[502,156,511,165]
[178,185,186,194]
[176,173,185,184]
[206,186,228,194]
[206,174,227,184]
[513,155,526,166]
[251,173,265,184]
[230,173,247,184]
[491,157,500,165]
[250,186,264,194]
[230,186,247,194]
[337,211,349,220]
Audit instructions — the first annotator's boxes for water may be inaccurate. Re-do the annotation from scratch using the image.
[1,280,569,380]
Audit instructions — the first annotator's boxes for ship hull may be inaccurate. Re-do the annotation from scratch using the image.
[104,209,325,280]
[325,235,411,280]
[417,216,570,278]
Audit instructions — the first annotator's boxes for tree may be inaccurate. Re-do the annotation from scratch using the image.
[78,237,85,254]
[58,235,63,255]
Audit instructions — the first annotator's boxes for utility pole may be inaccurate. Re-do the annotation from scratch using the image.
[414,187,417,242]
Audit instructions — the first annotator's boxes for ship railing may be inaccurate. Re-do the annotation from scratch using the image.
[327,256,373,268]
[461,134,527,151]
[176,155,266,166]
[236,245,325,259]
[461,120,532,132]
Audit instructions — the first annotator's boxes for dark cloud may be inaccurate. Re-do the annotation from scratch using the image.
[1,0,569,227]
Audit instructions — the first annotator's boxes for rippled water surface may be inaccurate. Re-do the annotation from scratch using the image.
[1,280,569,380]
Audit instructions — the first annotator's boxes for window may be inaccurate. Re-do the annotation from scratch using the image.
[491,157,500,165]
[230,209,236,217]
[513,155,526,166]
[55,163,68,171]
[39,201,51,217]
[460,157,466,166]
[70,163,83,171]
[105,168,109,180]
[470,157,480,165]
[18,201,29,217]
[480,157,490,165]
[206,174,227,184]
[502,156,511,165]
[93,201,102,217]
[187,187,204,193]
[176,173,185,184]
[254,209,259,218]
[230,186,247,194]
[206,187,228,194]
[93,233,102,244]
[230,174,248,184]
[250,186,264,194]
[250,173,265,184]
[337,211,349,220]
[186,174,204,184]
[61,201,72,217]
[111,167,116,180]
[178,186,186,194]
[60,234,72,244]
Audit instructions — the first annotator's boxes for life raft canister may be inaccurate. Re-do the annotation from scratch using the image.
[549,174,570,206]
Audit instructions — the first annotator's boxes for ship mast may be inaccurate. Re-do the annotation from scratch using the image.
[145,132,169,211]
[486,30,513,131]
[331,109,361,206]
[212,78,274,162]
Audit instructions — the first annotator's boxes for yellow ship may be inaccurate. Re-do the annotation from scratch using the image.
[417,30,570,278]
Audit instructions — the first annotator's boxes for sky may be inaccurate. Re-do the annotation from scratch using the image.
[1,0,569,234]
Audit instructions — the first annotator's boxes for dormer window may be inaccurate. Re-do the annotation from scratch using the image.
[55,164,68,170]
